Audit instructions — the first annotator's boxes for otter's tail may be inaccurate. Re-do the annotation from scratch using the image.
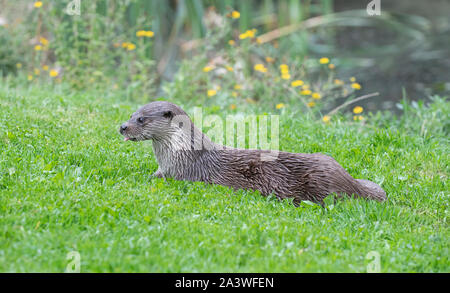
[356,179,387,202]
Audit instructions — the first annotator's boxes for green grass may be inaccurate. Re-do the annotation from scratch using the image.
[0,83,448,272]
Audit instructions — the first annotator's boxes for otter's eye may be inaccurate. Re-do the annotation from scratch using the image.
[137,117,144,124]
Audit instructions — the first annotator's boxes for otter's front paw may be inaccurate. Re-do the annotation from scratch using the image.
[149,169,164,180]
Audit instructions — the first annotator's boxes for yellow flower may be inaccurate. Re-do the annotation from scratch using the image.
[291,80,304,87]
[27,75,33,81]
[39,37,49,46]
[334,79,344,85]
[126,43,136,50]
[230,104,237,110]
[353,106,363,114]
[312,92,321,99]
[351,82,361,90]
[207,89,217,97]
[49,69,58,77]
[350,77,356,82]
[34,68,40,75]
[231,11,240,19]
[328,64,335,69]
[234,84,242,90]
[322,115,331,123]
[136,30,146,37]
[144,31,154,38]
[319,57,330,64]
[276,103,285,109]
[203,66,213,73]
[265,57,274,63]
[254,64,267,73]
[239,32,248,40]
[121,42,129,48]
[353,115,364,121]
[16,63,22,69]
[300,89,312,95]
[42,65,49,71]
[307,101,316,107]
[302,84,310,90]
[231,91,238,97]
[239,29,256,40]
[228,40,235,46]
[34,1,43,8]
[281,73,291,80]
[225,66,233,72]
[34,45,42,51]
[279,64,288,70]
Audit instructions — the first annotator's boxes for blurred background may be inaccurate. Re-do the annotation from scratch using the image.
[1,0,449,113]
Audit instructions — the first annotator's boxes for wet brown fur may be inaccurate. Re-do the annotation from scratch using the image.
[120,101,387,205]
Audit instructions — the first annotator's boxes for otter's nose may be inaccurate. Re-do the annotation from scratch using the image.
[120,123,128,133]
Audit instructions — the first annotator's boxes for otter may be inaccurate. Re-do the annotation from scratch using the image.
[119,101,386,205]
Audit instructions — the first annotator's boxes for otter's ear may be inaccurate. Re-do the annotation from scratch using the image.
[163,110,173,119]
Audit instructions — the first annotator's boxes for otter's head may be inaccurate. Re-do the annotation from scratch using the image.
[119,101,188,142]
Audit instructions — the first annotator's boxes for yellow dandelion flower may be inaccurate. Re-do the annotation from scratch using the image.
[34,1,43,8]
[42,65,49,71]
[121,42,129,48]
[39,37,49,46]
[351,82,361,90]
[231,11,240,19]
[350,77,356,82]
[254,64,267,73]
[27,74,33,81]
[358,115,364,120]
[334,79,344,85]
[322,115,331,123]
[203,66,213,73]
[312,92,321,99]
[126,43,136,50]
[144,31,154,38]
[228,40,235,46]
[291,80,304,87]
[231,91,238,97]
[281,73,291,80]
[300,89,312,95]
[34,68,40,75]
[225,66,234,72]
[328,63,335,69]
[319,57,330,64]
[230,104,237,110]
[276,103,285,109]
[307,101,316,107]
[16,63,22,69]
[136,30,146,37]
[239,32,249,40]
[34,45,42,51]
[49,69,58,77]
[279,64,288,70]
[353,106,363,114]
[207,89,217,97]
[265,57,274,63]
[234,84,242,90]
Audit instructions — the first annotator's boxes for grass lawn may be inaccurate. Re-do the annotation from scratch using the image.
[0,83,448,272]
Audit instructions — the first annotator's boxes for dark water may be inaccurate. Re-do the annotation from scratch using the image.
[328,0,450,112]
